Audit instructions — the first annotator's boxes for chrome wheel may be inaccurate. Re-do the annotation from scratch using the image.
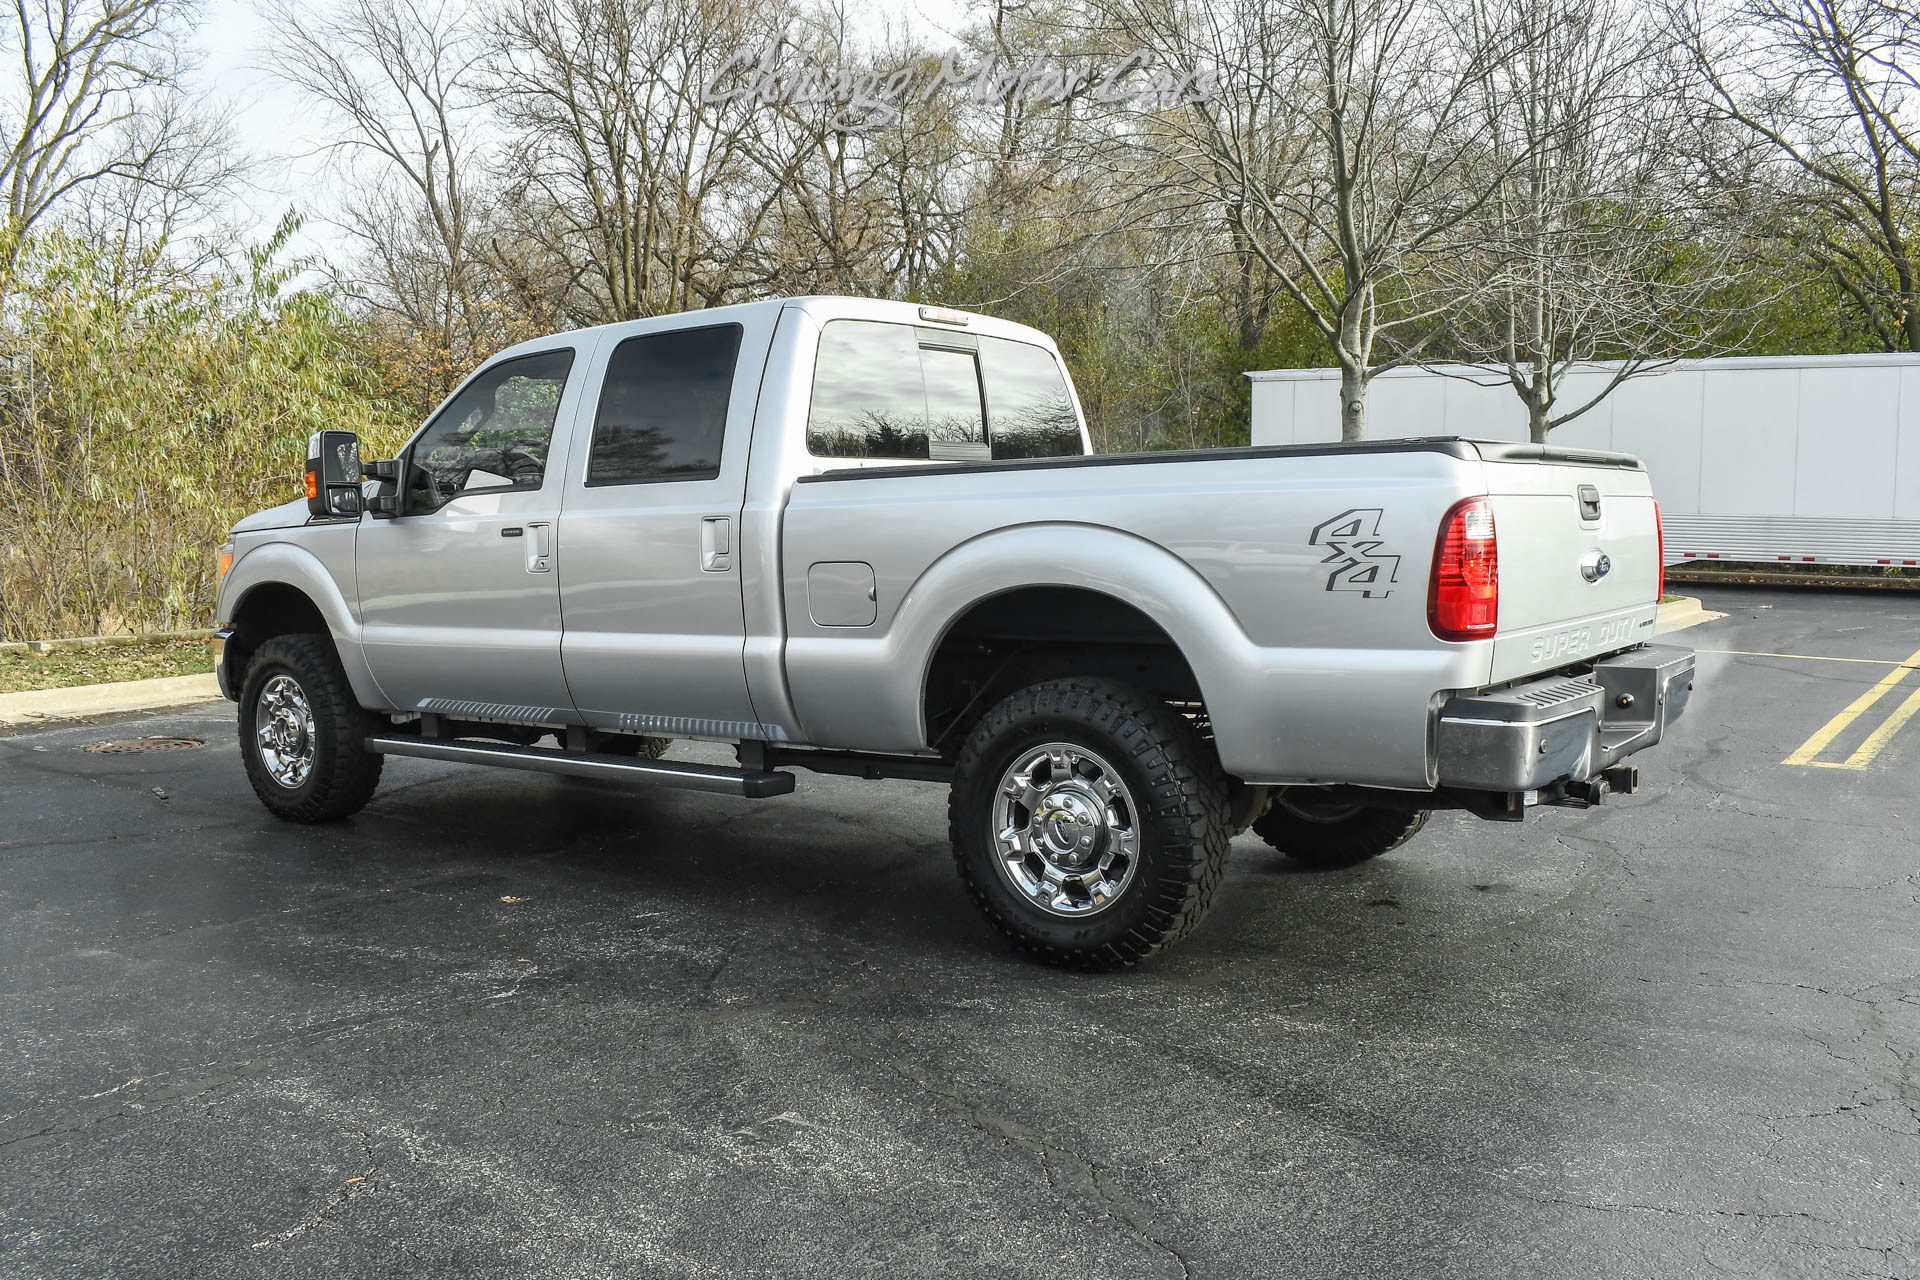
[255,674,316,789]
[991,742,1141,918]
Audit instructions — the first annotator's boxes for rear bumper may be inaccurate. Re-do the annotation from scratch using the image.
[1435,644,1694,792]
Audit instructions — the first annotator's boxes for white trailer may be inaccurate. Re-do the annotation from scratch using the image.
[1248,353,1920,567]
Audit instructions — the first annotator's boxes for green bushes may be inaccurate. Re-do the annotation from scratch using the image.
[0,221,409,641]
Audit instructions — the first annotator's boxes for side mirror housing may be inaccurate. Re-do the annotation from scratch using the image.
[305,431,364,519]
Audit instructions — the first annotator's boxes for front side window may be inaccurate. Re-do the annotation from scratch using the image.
[806,320,1082,462]
[588,324,744,485]
[410,349,575,511]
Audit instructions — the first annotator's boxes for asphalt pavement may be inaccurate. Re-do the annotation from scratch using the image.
[2,585,1915,1279]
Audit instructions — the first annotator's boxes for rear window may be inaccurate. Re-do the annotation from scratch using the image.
[806,320,1082,462]
[979,335,1084,460]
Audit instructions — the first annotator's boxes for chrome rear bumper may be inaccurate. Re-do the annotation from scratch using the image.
[1436,644,1695,793]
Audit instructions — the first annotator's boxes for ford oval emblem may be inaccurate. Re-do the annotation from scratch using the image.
[1580,550,1613,583]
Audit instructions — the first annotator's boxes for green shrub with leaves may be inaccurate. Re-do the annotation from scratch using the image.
[0,217,410,641]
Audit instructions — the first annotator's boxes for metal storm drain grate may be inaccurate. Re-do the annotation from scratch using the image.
[85,736,205,755]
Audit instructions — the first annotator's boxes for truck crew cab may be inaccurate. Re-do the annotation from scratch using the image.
[214,297,1694,967]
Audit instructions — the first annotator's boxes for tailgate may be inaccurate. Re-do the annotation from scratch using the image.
[1476,445,1662,684]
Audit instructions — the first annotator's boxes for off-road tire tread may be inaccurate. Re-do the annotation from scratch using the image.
[1253,802,1429,867]
[948,678,1232,970]
[240,632,384,823]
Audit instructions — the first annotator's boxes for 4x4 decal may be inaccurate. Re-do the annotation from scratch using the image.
[1310,508,1400,597]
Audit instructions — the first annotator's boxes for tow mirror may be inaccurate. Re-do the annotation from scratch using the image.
[305,431,364,519]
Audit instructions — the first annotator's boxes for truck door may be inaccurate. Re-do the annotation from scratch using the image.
[556,319,768,740]
[355,341,594,722]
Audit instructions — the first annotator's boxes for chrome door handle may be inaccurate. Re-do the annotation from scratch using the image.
[701,516,731,572]
[525,521,553,573]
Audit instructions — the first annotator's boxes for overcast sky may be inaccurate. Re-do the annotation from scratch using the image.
[188,0,973,268]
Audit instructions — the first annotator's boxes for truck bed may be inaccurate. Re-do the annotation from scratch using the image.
[777,437,1660,790]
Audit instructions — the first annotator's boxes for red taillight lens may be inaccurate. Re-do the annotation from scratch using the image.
[1429,497,1499,642]
[1654,500,1665,601]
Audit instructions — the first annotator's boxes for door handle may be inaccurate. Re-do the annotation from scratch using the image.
[701,516,731,572]
[525,521,553,573]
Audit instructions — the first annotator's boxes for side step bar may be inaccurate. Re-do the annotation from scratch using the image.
[365,735,796,798]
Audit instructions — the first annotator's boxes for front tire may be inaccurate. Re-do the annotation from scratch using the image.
[949,679,1231,969]
[239,633,384,823]
[1251,789,1429,868]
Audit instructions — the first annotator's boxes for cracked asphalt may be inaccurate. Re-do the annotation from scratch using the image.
[2,584,1916,1279]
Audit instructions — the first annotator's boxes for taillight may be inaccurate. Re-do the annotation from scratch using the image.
[1429,497,1499,642]
[1654,500,1665,601]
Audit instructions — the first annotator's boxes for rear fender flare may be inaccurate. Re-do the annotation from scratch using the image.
[896,523,1252,743]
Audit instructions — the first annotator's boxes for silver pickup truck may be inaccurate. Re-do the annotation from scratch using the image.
[214,296,1693,967]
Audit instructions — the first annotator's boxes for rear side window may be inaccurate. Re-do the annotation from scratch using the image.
[588,324,743,485]
[807,320,1083,462]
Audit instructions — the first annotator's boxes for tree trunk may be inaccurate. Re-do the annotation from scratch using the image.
[1339,367,1367,441]
[1529,402,1550,444]
[1529,354,1552,443]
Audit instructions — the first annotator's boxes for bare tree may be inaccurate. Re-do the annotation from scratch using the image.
[1678,0,1919,352]
[1,0,225,273]
[69,89,244,289]
[1448,0,1749,441]
[1096,0,1530,439]
[487,0,790,323]
[715,8,962,299]
[263,0,490,348]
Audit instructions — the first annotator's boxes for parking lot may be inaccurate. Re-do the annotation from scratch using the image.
[2,585,1915,1279]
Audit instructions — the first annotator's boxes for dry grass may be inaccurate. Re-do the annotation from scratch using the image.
[0,638,215,693]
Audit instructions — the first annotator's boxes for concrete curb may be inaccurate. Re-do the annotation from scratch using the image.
[0,673,222,728]
[0,629,214,654]
[1656,595,1727,636]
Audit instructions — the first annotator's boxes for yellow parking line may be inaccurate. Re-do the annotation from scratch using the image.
[1783,646,1920,768]
[1844,685,1920,769]
[1699,648,1906,665]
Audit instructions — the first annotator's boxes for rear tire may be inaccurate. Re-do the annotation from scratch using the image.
[239,633,384,823]
[949,679,1231,969]
[1252,789,1428,868]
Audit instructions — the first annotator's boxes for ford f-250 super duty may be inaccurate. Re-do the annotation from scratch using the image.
[213,296,1694,967]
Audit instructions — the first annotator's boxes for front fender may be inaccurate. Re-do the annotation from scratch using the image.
[784,522,1252,756]
[219,535,390,711]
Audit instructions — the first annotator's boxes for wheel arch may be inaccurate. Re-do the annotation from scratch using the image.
[920,583,1208,752]
[893,523,1251,751]
[219,541,387,710]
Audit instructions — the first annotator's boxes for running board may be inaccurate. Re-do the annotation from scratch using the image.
[365,735,795,798]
